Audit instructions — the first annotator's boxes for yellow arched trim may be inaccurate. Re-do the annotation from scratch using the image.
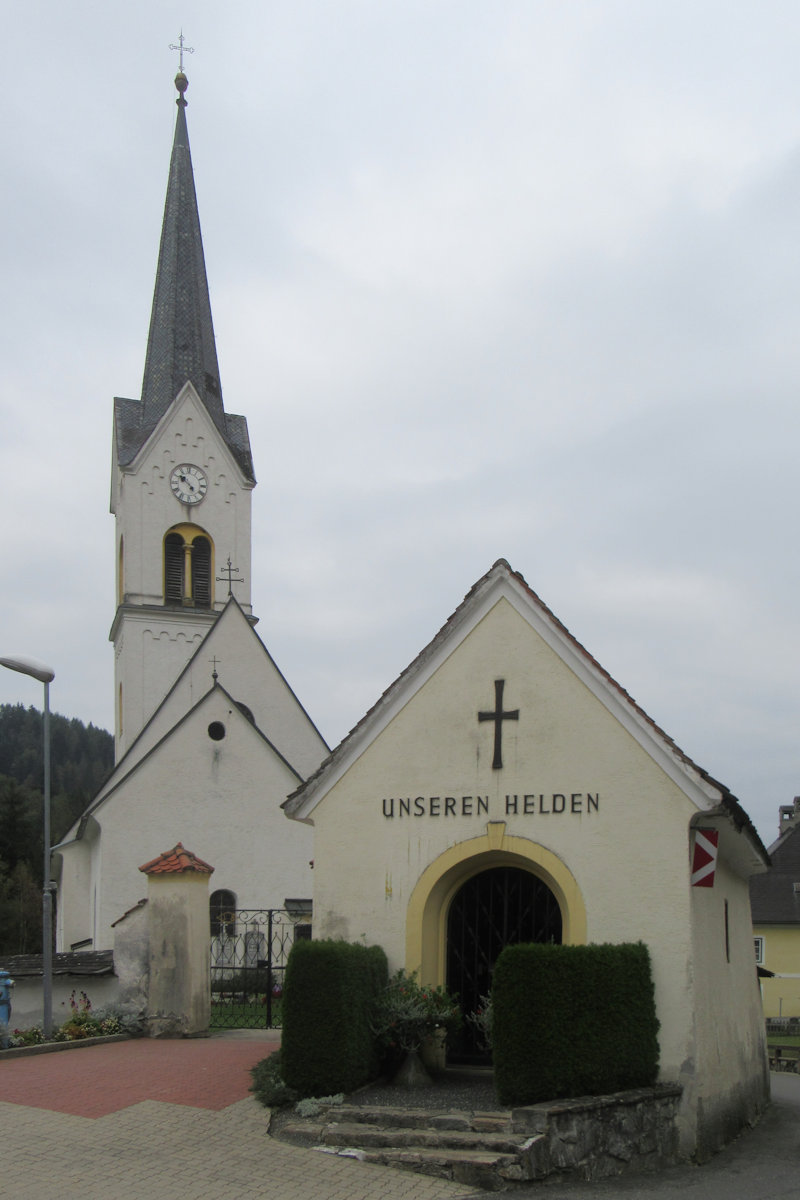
[405,822,587,989]
[165,522,213,546]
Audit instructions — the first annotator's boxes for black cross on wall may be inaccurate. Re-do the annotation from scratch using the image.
[478,679,519,770]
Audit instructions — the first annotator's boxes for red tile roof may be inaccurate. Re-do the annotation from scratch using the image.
[139,842,214,876]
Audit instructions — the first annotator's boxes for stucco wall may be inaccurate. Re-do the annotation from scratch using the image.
[688,857,769,1157]
[5,975,120,1032]
[62,691,313,950]
[111,602,328,786]
[146,872,210,1036]
[311,599,697,1084]
[53,826,96,951]
[113,386,253,754]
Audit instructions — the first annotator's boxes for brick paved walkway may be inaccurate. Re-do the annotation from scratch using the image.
[0,1035,482,1200]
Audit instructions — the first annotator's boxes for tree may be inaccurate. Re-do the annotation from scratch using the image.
[0,859,42,955]
[0,705,113,954]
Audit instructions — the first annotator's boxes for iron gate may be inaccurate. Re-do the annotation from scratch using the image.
[446,867,562,1061]
[210,908,311,1029]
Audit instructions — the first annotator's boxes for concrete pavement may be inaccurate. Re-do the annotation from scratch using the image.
[0,1033,481,1200]
[3,1035,799,1199]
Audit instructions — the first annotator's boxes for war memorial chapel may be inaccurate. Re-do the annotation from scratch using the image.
[55,70,770,1162]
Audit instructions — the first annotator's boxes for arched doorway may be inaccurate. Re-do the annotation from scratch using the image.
[446,865,562,1060]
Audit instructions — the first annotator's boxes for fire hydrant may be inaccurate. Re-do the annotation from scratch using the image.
[0,969,15,1047]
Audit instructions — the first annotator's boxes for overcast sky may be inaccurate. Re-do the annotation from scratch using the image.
[3,2,800,847]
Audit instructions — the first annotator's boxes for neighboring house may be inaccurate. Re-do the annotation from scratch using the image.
[750,798,800,1019]
[52,70,328,951]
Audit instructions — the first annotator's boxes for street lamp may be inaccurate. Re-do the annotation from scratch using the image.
[0,655,55,1037]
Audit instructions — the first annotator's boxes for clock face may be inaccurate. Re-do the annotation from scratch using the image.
[170,463,208,505]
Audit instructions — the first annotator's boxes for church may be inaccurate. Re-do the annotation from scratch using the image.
[54,66,771,1162]
[53,69,329,952]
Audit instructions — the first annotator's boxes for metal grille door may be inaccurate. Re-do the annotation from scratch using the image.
[447,866,562,1060]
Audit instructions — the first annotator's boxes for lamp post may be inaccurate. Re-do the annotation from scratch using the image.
[0,655,55,1037]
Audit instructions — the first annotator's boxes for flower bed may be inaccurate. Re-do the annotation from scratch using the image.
[1,989,132,1049]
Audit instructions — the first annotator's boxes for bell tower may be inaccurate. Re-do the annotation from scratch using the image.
[110,70,256,759]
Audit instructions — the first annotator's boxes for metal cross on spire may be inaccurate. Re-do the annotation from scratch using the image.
[216,556,243,597]
[210,656,221,683]
[169,31,194,72]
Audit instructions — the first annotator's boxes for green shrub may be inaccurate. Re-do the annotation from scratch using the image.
[281,939,388,1097]
[493,941,659,1107]
[250,1050,297,1108]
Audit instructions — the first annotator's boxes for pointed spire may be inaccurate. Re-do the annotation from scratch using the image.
[114,73,254,480]
[140,71,226,437]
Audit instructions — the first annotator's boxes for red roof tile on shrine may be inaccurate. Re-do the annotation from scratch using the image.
[139,842,214,876]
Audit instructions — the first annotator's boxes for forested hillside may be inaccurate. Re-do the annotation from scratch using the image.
[0,704,114,954]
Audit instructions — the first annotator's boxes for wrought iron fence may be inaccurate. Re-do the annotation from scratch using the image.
[210,908,311,1029]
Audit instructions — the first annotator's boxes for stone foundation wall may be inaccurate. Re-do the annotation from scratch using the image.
[511,1084,683,1183]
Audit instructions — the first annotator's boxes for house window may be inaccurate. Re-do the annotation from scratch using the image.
[163,525,213,608]
[754,936,764,965]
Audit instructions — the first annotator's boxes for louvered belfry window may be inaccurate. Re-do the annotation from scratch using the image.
[164,527,214,607]
[164,533,184,603]
[192,536,211,608]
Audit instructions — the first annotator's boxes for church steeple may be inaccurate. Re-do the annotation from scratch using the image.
[115,72,254,481]
[110,69,257,758]
[141,72,225,437]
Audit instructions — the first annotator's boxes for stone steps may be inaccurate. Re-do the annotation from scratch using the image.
[322,1120,522,1154]
[342,1145,528,1192]
[278,1102,535,1190]
[272,1082,683,1191]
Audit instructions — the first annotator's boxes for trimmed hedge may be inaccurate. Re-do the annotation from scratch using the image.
[280,939,388,1097]
[493,941,659,1107]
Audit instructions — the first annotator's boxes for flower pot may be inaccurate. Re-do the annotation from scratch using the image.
[420,1027,447,1074]
[393,1049,433,1087]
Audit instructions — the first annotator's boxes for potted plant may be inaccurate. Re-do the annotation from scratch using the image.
[372,970,461,1084]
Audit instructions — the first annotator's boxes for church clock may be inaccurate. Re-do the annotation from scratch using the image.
[170,463,207,504]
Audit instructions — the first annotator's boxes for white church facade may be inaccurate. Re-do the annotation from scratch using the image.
[285,558,771,1159]
[53,70,328,952]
